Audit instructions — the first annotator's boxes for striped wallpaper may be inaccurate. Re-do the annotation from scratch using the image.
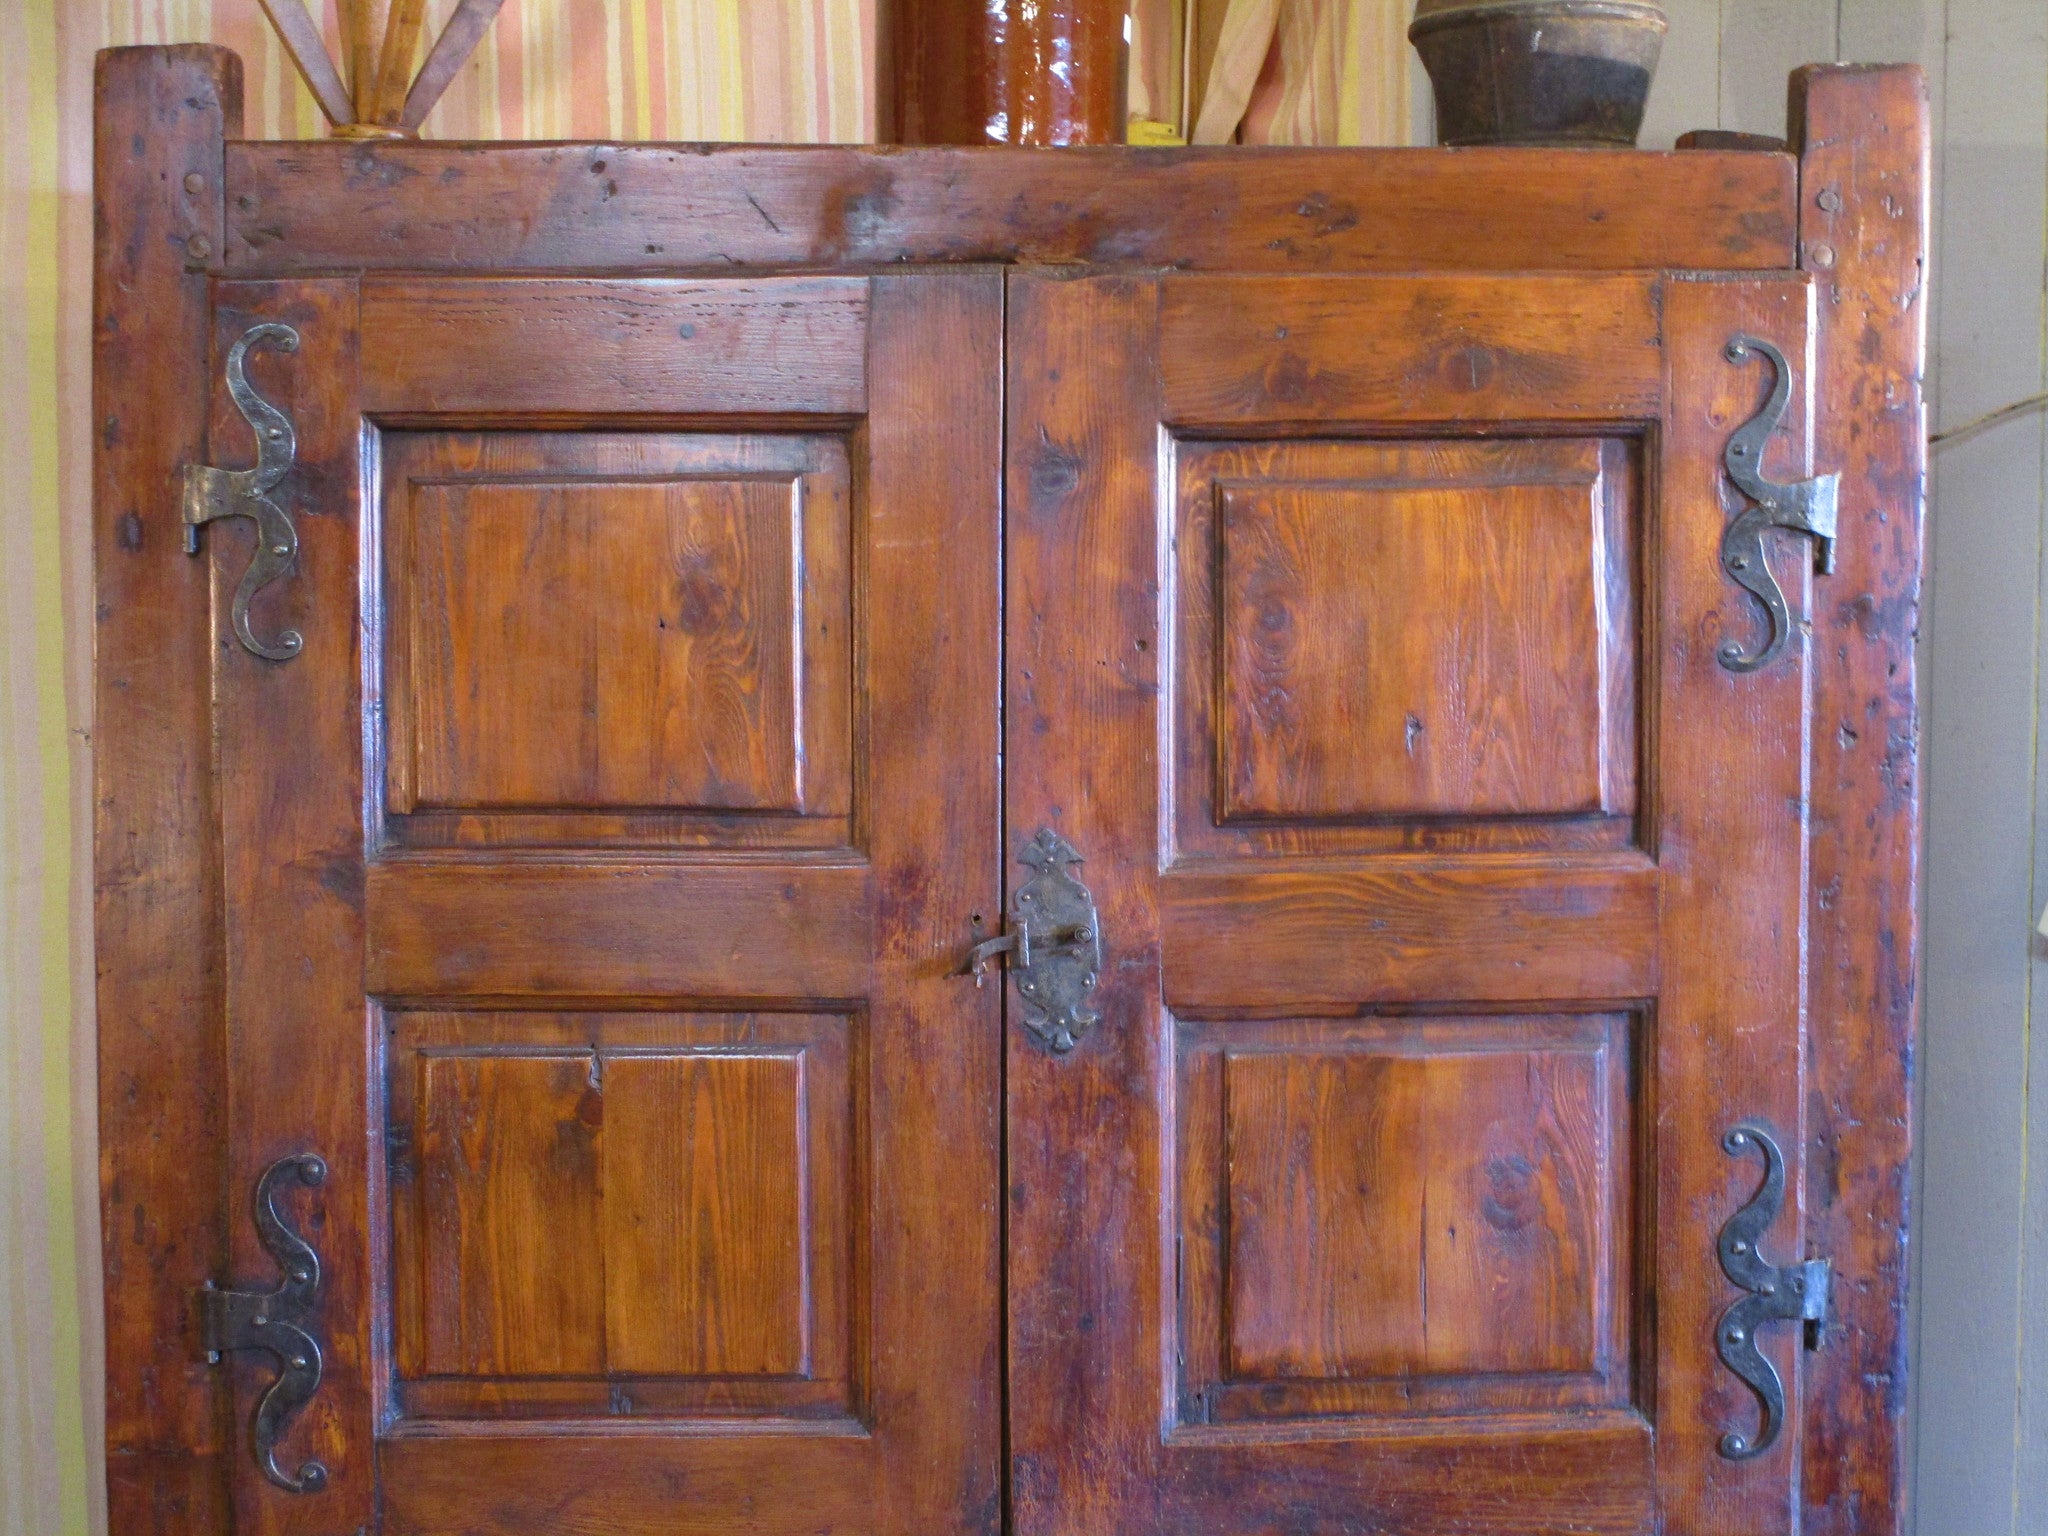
[0,5,1403,1535]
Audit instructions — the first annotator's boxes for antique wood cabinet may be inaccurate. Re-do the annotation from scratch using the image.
[93,45,1926,1536]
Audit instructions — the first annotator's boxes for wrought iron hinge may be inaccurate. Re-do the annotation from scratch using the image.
[182,322,304,662]
[200,1152,330,1494]
[1717,334,1840,673]
[959,827,1104,1054]
[1713,1121,1831,1460]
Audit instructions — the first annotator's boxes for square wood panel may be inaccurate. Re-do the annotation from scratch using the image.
[1174,1013,1638,1426]
[1170,437,1640,859]
[377,431,854,852]
[386,1010,860,1423]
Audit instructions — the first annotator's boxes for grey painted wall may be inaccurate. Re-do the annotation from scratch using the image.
[1642,4,2045,1532]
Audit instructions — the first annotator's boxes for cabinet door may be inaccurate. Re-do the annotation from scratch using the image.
[195,272,1003,1536]
[1005,270,1823,1535]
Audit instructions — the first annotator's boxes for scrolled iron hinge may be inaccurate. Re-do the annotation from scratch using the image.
[182,322,304,662]
[1717,334,1840,673]
[959,827,1104,1054]
[1713,1120,1831,1460]
[201,1152,330,1494]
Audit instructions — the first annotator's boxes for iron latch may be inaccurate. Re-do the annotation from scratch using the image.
[1713,1121,1831,1460]
[201,1152,329,1494]
[960,827,1104,1054]
[1717,334,1841,673]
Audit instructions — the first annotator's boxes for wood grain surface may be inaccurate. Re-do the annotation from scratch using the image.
[222,141,1798,276]
[91,46,240,1536]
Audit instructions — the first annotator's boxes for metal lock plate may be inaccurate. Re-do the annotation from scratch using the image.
[962,828,1104,1054]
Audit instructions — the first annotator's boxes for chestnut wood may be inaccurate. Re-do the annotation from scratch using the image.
[883,0,1128,145]
[1792,65,1929,1536]
[92,46,240,1536]
[221,141,1798,276]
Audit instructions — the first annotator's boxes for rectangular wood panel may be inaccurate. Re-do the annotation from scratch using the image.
[387,1012,854,1421]
[376,429,854,853]
[1176,1014,1633,1424]
[404,477,803,813]
[1213,439,1631,822]
[361,277,870,416]
[603,1053,809,1378]
[412,1053,606,1378]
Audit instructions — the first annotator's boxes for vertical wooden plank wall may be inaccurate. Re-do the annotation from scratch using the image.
[1652,5,2039,1535]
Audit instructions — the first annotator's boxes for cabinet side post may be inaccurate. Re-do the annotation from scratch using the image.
[1789,62,1930,1536]
[93,43,240,1536]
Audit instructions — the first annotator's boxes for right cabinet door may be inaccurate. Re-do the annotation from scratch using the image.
[1004,269,1827,1536]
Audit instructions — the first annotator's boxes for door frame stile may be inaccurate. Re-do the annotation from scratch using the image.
[92,45,241,1536]
[1790,64,1931,1536]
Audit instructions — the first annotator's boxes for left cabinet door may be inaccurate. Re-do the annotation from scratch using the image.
[146,270,1004,1536]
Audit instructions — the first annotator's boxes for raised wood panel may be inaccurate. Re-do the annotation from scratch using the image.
[379,430,853,851]
[603,1053,808,1378]
[225,143,1799,278]
[1176,1014,1633,1425]
[388,1012,854,1422]
[360,277,869,417]
[411,1053,606,1378]
[1209,438,1634,825]
[406,479,801,812]
[1160,275,1664,425]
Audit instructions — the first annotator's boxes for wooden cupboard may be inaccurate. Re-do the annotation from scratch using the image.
[93,46,1926,1536]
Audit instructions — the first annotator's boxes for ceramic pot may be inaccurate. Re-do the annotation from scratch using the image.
[1410,0,1667,147]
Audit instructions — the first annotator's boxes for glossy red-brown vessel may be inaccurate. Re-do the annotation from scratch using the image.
[884,0,1129,145]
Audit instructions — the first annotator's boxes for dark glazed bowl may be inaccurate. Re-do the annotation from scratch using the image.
[1410,0,1667,147]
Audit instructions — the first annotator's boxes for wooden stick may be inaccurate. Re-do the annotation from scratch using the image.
[400,0,508,132]
[345,0,391,119]
[256,0,356,126]
[372,0,432,125]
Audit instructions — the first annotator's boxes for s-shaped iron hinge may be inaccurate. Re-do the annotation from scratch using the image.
[182,322,304,662]
[1713,1121,1831,1460]
[200,1152,330,1494]
[1717,335,1840,673]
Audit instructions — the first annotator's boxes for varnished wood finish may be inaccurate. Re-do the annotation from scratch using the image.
[1649,274,1815,1532]
[1178,1014,1633,1418]
[884,0,1128,145]
[1006,265,1823,1535]
[92,46,240,1536]
[376,429,854,851]
[94,44,1925,1536]
[1161,862,1659,1007]
[388,1011,854,1418]
[210,276,373,1536]
[1160,273,1665,424]
[1206,438,1635,822]
[220,141,1798,276]
[359,276,869,417]
[1792,65,1928,1536]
